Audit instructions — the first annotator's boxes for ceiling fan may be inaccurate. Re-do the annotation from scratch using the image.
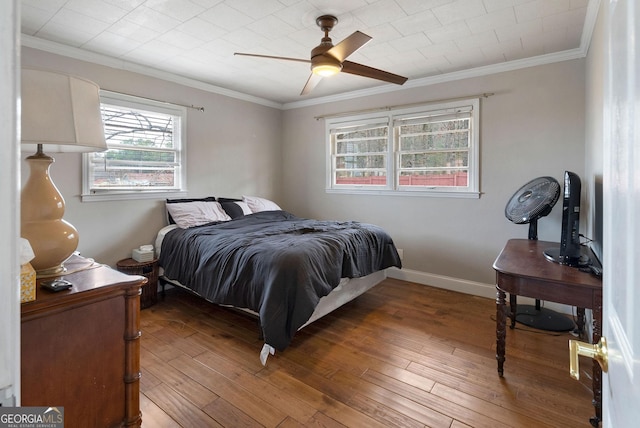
[234,15,408,96]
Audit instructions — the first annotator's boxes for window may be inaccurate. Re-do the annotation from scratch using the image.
[333,120,389,188]
[82,91,187,201]
[327,98,479,197]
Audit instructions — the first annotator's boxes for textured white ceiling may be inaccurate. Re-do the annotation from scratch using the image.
[21,0,596,105]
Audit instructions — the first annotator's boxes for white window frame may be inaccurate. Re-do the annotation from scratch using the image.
[326,98,480,198]
[82,91,187,202]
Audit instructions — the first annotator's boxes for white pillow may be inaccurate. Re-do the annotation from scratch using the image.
[166,201,231,228]
[242,195,281,213]
[234,201,253,215]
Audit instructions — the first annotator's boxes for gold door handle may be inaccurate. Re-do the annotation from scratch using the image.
[569,337,608,380]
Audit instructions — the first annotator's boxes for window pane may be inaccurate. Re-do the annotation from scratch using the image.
[98,149,176,164]
[336,170,387,185]
[399,170,468,187]
[400,151,468,169]
[400,131,469,151]
[90,148,177,188]
[332,123,388,187]
[398,116,470,188]
[400,118,469,134]
[336,154,386,169]
[399,119,469,151]
[87,102,182,192]
[335,126,387,145]
[102,106,175,148]
[336,139,387,154]
[91,167,175,188]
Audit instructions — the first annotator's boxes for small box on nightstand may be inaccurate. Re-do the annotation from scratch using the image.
[20,262,36,303]
[132,248,155,262]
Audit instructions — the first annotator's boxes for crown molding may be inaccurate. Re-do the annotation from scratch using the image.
[282,47,587,110]
[21,0,600,112]
[282,0,601,110]
[20,35,283,110]
[580,0,601,56]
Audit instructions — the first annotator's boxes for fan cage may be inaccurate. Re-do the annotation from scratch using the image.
[505,177,560,224]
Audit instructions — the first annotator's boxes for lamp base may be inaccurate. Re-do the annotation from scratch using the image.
[21,149,79,276]
[36,264,67,278]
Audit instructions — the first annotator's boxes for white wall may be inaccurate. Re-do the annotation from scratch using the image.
[584,2,605,262]
[282,60,587,288]
[21,47,283,267]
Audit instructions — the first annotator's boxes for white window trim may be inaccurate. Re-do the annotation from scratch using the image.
[325,98,480,198]
[328,115,391,192]
[81,91,187,202]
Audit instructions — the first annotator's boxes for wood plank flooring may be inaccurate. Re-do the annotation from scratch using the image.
[139,278,595,427]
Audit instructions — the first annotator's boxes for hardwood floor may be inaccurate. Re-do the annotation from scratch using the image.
[139,278,595,427]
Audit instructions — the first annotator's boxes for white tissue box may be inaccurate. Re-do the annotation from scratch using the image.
[132,248,155,262]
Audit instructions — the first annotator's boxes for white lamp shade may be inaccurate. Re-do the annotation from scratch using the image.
[21,68,107,153]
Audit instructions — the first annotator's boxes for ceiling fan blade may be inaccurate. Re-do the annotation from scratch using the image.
[326,31,372,62]
[341,61,408,85]
[300,73,322,95]
[234,52,310,64]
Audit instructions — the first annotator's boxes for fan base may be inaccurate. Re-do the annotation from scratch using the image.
[512,305,575,332]
[542,246,591,267]
[316,15,338,31]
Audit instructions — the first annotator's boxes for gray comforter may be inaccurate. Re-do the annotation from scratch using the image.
[159,210,401,351]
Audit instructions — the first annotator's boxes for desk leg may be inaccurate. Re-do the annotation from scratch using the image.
[496,287,507,377]
[576,307,585,337]
[508,294,516,329]
[590,297,603,427]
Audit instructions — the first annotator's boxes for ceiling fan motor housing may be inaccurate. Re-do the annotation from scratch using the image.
[310,15,343,74]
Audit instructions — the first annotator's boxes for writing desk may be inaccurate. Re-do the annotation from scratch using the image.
[493,239,602,426]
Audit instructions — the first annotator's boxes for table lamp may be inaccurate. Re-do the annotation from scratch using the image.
[21,68,107,276]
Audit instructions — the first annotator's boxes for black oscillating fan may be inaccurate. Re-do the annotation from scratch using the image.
[505,176,560,240]
[504,176,575,331]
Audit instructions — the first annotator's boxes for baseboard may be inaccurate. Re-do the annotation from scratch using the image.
[385,267,575,316]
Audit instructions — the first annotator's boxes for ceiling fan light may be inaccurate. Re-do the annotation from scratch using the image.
[312,63,342,77]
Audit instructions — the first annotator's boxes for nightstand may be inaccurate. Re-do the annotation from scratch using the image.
[116,258,159,308]
[21,255,145,427]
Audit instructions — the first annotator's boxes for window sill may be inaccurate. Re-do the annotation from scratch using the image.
[81,190,187,202]
[325,188,481,199]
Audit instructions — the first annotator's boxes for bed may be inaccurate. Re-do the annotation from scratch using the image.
[155,196,402,363]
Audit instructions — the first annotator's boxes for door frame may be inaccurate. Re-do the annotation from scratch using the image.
[0,0,21,407]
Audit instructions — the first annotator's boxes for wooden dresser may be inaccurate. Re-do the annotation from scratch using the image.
[21,256,146,427]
